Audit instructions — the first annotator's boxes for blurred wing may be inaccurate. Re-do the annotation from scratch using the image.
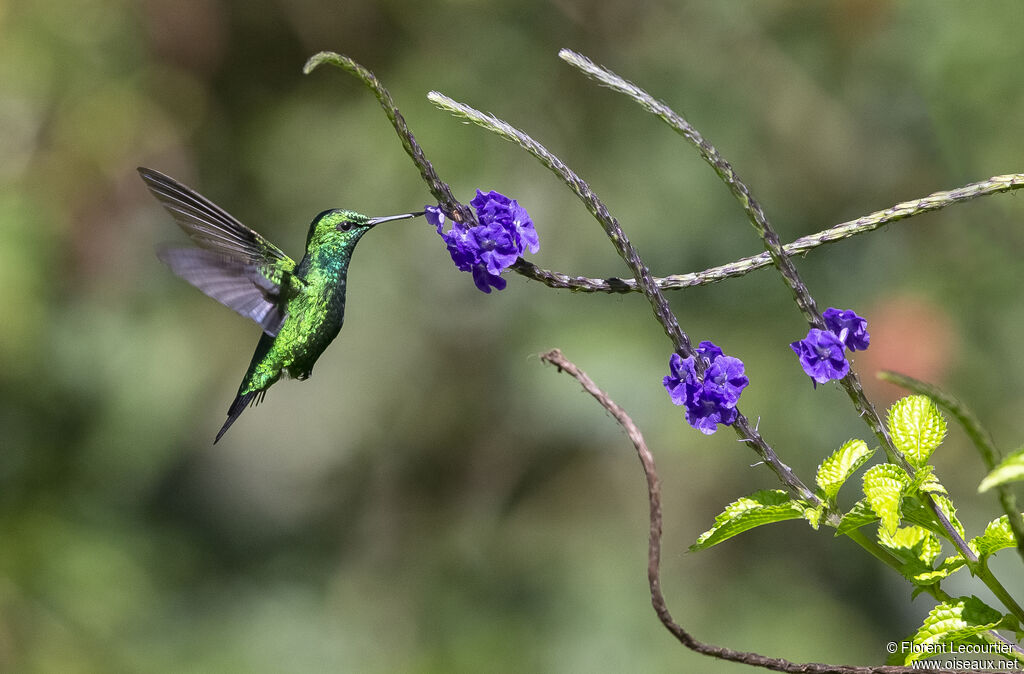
[157,247,289,336]
[138,167,298,288]
[140,167,303,336]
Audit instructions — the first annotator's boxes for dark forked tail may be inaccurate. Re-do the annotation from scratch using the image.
[214,389,267,443]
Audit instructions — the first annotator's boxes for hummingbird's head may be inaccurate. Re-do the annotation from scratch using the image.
[306,209,426,247]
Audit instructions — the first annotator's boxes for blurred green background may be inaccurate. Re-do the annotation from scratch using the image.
[3,1,1024,671]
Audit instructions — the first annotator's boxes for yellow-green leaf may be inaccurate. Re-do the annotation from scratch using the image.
[863,463,908,536]
[929,493,965,541]
[878,525,947,585]
[887,395,947,468]
[690,490,806,551]
[979,446,1024,493]
[815,439,874,502]
[835,499,878,536]
[970,515,1020,561]
[903,596,1005,664]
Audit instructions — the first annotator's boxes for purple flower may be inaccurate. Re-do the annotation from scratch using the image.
[663,353,698,407]
[686,396,740,435]
[790,328,849,386]
[696,340,724,364]
[703,356,749,407]
[471,191,540,256]
[470,221,518,275]
[663,342,748,435]
[823,308,870,351]
[510,201,539,254]
[430,190,538,293]
[425,205,446,229]
[471,265,506,293]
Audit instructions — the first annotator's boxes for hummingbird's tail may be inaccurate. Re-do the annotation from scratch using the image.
[214,389,267,443]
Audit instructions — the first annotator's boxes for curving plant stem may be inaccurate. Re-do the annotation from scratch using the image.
[303,51,473,225]
[541,349,951,674]
[426,94,694,357]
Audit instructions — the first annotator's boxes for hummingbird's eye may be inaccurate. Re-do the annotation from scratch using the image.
[336,221,353,232]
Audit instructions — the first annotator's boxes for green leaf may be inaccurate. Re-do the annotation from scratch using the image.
[802,503,824,530]
[900,496,948,540]
[835,499,878,536]
[913,466,946,495]
[878,525,944,585]
[863,463,909,536]
[902,596,1006,664]
[929,493,966,541]
[690,490,806,551]
[815,439,874,502]
[979,446,1024,493]
[880,525,942,565]
[917,555,967,584]
[970,515,1020,562]
[888,395,947,468]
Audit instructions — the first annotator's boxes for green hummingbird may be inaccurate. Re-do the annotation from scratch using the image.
[139,167,424,442]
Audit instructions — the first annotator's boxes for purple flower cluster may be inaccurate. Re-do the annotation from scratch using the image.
[823,307,870,351]
[427,190,539,293]
[663,341,749,435]
[790,308,870,386]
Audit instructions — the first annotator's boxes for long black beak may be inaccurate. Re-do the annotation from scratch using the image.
[367,211,425,226]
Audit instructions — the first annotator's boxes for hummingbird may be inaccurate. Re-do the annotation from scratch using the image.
[138,167,424,442]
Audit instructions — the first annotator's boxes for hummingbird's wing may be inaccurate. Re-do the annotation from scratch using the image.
[157,247,290,336]
[139,167,301,336]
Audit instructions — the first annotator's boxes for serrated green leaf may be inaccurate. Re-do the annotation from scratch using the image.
[690,490,806,551]
[879,525,942,565]
[1000,613,1022,638]
[815,439,874,502]
[929,494,965,541]
[913,559,965,584]
[863,463,908,536]
[887,395,947,468]
[835,499,878,536]
[878,525,946,585]
[970,515,1020,561]
[979,446,1024,493]
[914,466,946,495]
[900,496,948,540]
[802,503,824,530]
[903,596,1005,664]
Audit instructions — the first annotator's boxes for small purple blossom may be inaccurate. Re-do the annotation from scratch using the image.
[687,395,740,435]
[430,191,538,293]
[663,353,698,407]
[424,205,446,229]
[823,308,870,351]
[791,308,870,385]
[790,328,849,386]
[696,340,724,364]
[471,191,539,256]
[472,265,506,293]
[471,221,518,275]
[663,342,748,435]
[703,356,749,408]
